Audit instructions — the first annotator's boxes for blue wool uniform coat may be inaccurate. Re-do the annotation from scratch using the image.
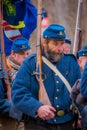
[80,62,87,98]
[12,53,81,124]
[0,79,11,114]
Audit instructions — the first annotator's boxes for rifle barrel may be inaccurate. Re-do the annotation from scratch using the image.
[73,0,83,56]
[36,0,42,80]
[35,0,51,105]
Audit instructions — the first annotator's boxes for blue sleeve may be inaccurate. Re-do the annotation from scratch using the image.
[74,58,81,80]
[70,54,81,83]
[12,60,43,117]
[80,62,87,98]
[0,99,11,114]
[0,80,12,114]
[64,54,81,86]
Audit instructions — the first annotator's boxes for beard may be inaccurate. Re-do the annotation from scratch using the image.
[45,47,63,63]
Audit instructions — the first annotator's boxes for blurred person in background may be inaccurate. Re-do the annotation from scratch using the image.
[71,44,87,130]
[63,38,72,54]
[0,37,31,130]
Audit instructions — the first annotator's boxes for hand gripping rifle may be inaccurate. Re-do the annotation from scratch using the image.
[34,0,51,106]
[73,0,83,56]
[0,0,11,100]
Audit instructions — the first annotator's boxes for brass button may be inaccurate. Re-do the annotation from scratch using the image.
[66,71,69,75]
[56,81,59,83]
[57,110,65,116]
[82,53,85,56]
[54,119,57,122]
[55,97,58,100]
[56,89,59,92]
[56,105,59,108]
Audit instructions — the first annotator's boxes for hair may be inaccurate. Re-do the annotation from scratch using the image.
[44,38,51,44]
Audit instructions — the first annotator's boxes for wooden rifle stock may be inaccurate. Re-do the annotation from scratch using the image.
[73,0,83,56]
[35,0,51,106]
[0,0,11,100]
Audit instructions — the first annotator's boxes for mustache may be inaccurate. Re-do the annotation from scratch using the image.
[46,51,63,63]
[49,51,63,57]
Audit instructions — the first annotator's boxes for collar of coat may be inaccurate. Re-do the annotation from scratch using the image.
[7,56,20,70]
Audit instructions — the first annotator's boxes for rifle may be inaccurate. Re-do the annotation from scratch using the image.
[73,0,83,56]
[0,0,11,100]
[34,0,51,106]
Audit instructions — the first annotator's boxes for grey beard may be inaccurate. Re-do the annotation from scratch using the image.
[45,48,63,63]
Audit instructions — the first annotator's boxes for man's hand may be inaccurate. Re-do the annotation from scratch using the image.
[37,105,56,120]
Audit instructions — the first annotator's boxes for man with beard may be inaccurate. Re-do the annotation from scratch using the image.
[11,24,81,130]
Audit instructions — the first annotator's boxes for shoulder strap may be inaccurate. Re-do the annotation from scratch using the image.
[42,56,72,93]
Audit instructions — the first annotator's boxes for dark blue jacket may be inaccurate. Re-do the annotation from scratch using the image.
[0,79,11,114]
[12,53,81,124]
[80,62,87,98]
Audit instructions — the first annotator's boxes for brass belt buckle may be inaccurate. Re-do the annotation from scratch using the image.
[57,110,65,117]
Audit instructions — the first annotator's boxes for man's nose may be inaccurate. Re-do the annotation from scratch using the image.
[56,45,63,52]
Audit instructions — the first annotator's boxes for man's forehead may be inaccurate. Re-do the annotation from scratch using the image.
[79,56,87,60]
[51,39,64,43]
[48,39,64,45]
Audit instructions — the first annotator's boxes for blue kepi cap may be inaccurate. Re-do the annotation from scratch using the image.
[42,24,66,40]
[65,38,71,44]
[77,44,87,58]
[11,37,30,52]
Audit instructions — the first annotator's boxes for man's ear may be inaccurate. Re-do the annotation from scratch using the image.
[41,38,46,47]
[77,59,81,65]
[10,50,16,57]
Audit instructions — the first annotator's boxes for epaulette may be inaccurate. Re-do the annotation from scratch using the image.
[25,53,36,62]
[64,53,77,61]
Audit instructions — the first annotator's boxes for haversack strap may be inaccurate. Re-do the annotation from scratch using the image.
[42,56,72,93]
